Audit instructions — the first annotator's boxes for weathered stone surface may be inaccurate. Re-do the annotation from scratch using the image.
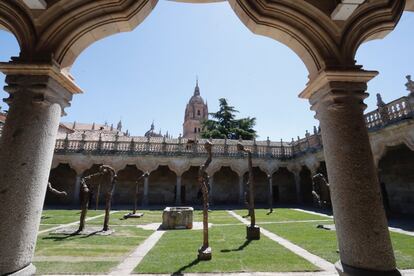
[161,207,194,230]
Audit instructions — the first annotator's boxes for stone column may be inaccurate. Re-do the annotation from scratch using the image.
[0,62,80,276]
[238,174,244,204]
[142,173,149,206]
[267,174,273,209]
[293,171,302,204]
[175,175,182,205]
[73,174,82,205]
[303,70,399,275]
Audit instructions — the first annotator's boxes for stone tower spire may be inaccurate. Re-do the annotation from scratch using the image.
[183,78,208,139]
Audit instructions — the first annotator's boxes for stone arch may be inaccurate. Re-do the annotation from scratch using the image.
[299,166,313,205]
[148,165,176,205]
[212,166,239,205]
[273,167,296,203]
[182,166,200,205]
[46,163,77,206]
[378,144,414,215]
[113,165,143,206]
[243,167,268,204]
[0,2,34,59]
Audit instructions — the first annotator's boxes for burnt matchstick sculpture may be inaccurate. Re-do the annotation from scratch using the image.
[237,142,260,240]
[197,141,213,261]
[124,171,149,219]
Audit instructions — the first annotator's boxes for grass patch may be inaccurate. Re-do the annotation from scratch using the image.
[391,232,414,269]
[262,220,339,263]
[262,219,414,269]
[41,209,104,224]
[87,210,163,226]
[134,225,318,273]
[34,261,117,274]
[193,210,241,225]
[35,224,153,274]
[235,208,331,223]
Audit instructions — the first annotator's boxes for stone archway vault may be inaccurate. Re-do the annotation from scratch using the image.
[0,1,408,275]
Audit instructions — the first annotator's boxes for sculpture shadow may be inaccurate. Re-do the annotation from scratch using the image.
[220,239,252,253]
[42,232,79,242]
[171,258,200,276]
[266,210,273,215]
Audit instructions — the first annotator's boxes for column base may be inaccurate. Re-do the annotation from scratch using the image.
[197,246,212,261]
[335,261,401,276]
[246,225,260,240]
[7,263,36,276]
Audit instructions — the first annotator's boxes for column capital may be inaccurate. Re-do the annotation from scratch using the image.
[299,68,378,99]
[0,61,82,115]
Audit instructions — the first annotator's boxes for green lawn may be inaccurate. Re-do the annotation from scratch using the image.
[134,225,318,274]
[193,210,242,225]
[34,208,414,274]
[235,208,331,223]
[40,209,104,225]
[35,212,154,274]
[260,210,414,269]
[87,210,163,226]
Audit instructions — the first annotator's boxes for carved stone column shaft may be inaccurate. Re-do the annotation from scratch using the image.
[310,79,398,275]
[0,72,74,275]
[175,175,182,205]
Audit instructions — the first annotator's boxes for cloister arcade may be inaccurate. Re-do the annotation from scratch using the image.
[0,0,413,275]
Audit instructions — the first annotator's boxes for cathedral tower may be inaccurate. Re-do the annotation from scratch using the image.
[183,79,208,139]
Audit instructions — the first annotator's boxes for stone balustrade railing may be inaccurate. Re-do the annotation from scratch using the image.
[365,96,413,130]
[54,137,298,159]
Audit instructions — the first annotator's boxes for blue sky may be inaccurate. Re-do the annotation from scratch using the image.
[0,2,413,140]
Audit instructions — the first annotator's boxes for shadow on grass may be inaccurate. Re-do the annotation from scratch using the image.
[171,258,200,275]
[266,210,273,215]
[42,232,79,242]
[220,239,252,253]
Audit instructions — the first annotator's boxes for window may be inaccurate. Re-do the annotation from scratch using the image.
[194,127,197,133]
[197,110,201,116]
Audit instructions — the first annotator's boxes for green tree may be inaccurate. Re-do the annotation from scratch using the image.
[201,98,257,140]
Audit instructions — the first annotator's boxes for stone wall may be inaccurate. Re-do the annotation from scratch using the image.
[274,168,296,203]
[148,166,176,205]
[379,145,414,214]
[113,165,143,206]
[182,166,200,205]
[213,167,239,204]
[47,164,76,206]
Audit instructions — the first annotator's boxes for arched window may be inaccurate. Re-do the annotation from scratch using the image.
[194,127,197,133]
[197,110,201,116]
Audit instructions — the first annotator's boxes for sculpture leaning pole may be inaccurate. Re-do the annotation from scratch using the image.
[77,165,117,233]
[124,171,149,219]
[197,141,213,261]
[237,142,260,240]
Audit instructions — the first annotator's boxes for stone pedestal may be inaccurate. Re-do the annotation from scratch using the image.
[198,246,212,261]
[246,225,260,240]
[0,63,78,276]
[161,207,193,229]
[306,71,399,275]
[335,261,401,276]
[123,212,144,219]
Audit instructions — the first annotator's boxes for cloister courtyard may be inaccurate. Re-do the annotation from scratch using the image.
[1,0,414,276]
[34,207,414,275]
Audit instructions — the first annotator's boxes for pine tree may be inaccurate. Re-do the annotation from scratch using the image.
[201,98,257,140]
